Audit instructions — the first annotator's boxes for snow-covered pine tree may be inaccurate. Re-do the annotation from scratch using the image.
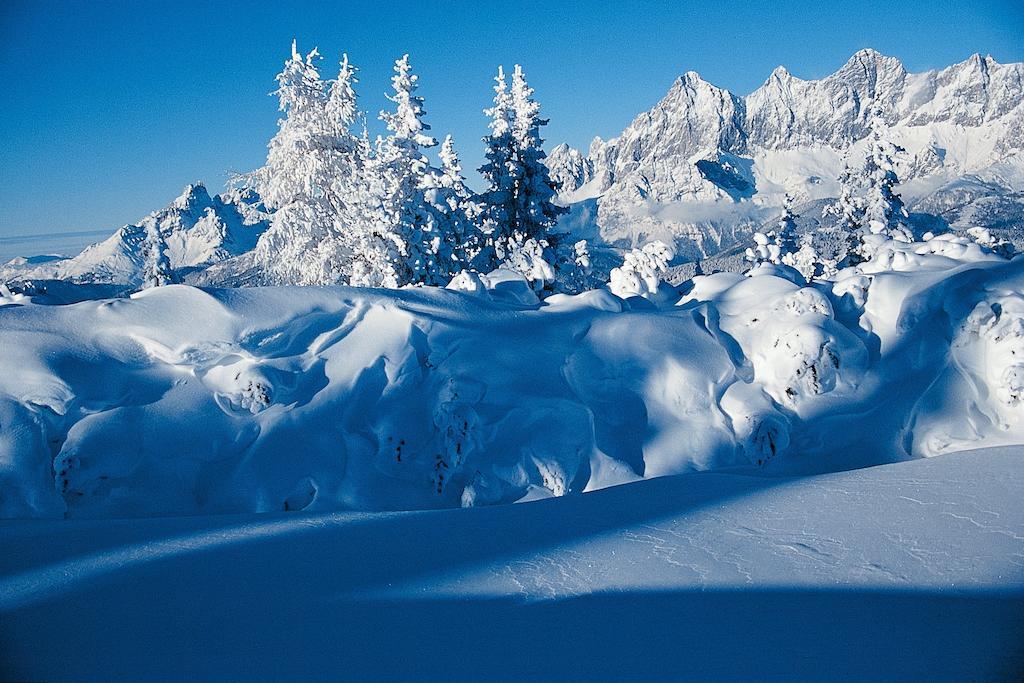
[476,66,518,270]
[369,54,444,286]
[250,42,362,285]
[506,65,570,290]
[788,233,823,282]
[825,163,867,265]
[745,231,776,266]
[746,198,799,269]
[421,135,481,276]
[141,222,177,289]
[776,196,800,261]
[508,65,566,244]
[349,130,404,289]
[862,104,913,246]
[475,65,570,291]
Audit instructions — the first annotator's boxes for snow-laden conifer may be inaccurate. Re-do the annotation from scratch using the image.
[861,104,913,246]
[250,42,363,285]
[825,163,867,265]
[367,54,442,286]
[776,196,800,261]
[508,65,566,246]
[477,66,518,268]
[141,222,177,289]
[747,198,800,269]
[476,65,569,290]
[421,135,481,276]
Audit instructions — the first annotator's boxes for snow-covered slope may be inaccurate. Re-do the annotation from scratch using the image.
[0,184,270,286]
[548,50,1024,258]
[0,234,1021,518]
[1,446,1021,680]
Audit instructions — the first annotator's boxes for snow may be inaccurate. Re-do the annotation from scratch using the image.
[2,46,1023,678]
[545,50,1024,262]
[1,235,1022,518]
[1,446,1021,679]
[0,185,270,286]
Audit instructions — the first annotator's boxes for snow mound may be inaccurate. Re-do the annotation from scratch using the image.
[1,237,1022,518]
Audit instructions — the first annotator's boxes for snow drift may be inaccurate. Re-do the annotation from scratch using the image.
[0,236,1021,518]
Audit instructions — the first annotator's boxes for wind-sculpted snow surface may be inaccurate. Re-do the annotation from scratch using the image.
[0,240,1022,518]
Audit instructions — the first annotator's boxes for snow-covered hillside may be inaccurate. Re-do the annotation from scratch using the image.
[547,49,1024,258]
[0,184,270,286]
[1,446,1021,679]
[1,232,1020,518]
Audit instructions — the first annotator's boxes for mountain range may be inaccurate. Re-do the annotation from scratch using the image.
[4,49,1022,286]
[547,48,1024,261]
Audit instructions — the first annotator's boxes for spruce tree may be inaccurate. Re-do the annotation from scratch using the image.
[370,54,441,286]
[508,65,566,246]
[141,222,177,289]
[477,66,518,269]
[862,104,913,245]
[422,135,480,277]
[477,64,569,290]
[826,163,867,266]
[775,195,800,261]
[251,42,361,285]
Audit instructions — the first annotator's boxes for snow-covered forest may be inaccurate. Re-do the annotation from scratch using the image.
[231,44,588,293]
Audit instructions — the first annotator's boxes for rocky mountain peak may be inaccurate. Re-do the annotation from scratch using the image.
[546,49,1024,262]
[172,183,214,214]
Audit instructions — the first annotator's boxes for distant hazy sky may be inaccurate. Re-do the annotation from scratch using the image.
[2,0,1022,237]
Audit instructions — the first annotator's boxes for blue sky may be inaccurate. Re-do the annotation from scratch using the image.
[1,0,1022,237]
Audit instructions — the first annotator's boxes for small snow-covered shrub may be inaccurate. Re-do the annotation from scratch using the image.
[608,240,674,300]
[958,297,1024,413]
[446,269,488,296]
[720,381,790,466]
[965,227,1014,259]
[502,237,555,291]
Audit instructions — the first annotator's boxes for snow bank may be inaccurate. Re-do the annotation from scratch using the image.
[1,239,1022,518]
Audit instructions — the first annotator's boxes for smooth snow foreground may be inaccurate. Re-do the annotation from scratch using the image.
[2,236,1024,517]
[1,447,1022,679]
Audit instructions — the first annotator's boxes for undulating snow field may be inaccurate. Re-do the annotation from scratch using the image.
[1,447,1022,679]
[3,235,1024,517]
[4,221,1024,678]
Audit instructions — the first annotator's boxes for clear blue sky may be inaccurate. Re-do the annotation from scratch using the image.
[2,0,1022,237]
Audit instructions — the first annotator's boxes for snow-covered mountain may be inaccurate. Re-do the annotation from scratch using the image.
[7,50,1022,287]
[547,49,1024,259]
[0,184,270,286]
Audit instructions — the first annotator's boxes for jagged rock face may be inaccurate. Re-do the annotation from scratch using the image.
[547,49,1024,259]
[1,184,270,285]
[547,143,594,200]
[609,73,747,196]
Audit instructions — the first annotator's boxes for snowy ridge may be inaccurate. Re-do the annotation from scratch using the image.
[547,49,1024,258]
[1,235,1021,518]
[0,184,270,285]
